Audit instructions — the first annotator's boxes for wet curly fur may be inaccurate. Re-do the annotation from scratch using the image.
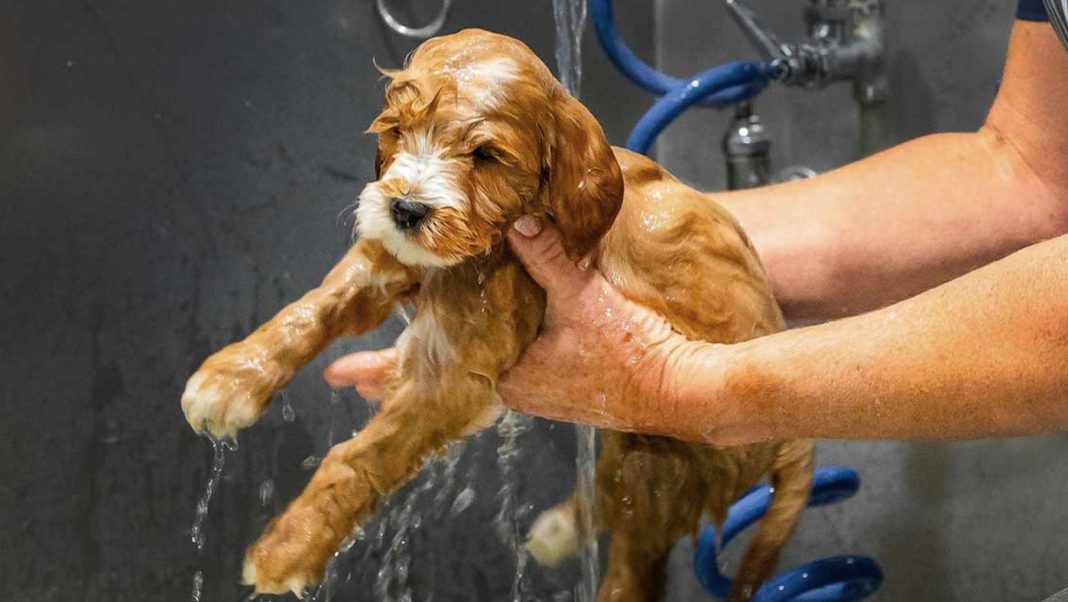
[180,29,813,601]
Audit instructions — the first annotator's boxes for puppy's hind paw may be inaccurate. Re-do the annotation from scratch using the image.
[242,558,309,599]
[526,503,579,567]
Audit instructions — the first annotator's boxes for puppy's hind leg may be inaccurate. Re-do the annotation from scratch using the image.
[243,373,497,596]
[729,440,815,602]
[595,432,708,602]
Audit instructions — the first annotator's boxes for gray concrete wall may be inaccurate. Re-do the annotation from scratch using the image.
[0,1,653,600]
[655,1,1068,601]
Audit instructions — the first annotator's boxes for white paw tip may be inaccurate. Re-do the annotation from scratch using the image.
[526,507,578,567]
[223,394,259,430]
[288,577,307,598]
[241,557,258,585]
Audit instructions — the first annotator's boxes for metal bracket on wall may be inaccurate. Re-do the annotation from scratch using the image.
[377,0,453,39]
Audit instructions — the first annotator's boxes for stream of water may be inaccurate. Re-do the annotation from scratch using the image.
[551,2,601,600]
[189,434,235,601]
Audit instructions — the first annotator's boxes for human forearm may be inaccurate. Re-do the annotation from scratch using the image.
[676,234,1068,444]
[718,22,1068,321]
[719,129,1066,319]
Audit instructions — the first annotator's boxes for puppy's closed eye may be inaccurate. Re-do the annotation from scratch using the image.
[472,145,497,163]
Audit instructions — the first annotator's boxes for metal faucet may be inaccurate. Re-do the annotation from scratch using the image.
[723,0,887,103]
[719,0,889,188]
[722,102,771,190]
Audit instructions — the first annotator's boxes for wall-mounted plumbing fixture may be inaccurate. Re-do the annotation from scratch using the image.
[722,102,772,190]
[724,0,890,155]
[721,102,821,190]
[377,0,452,39]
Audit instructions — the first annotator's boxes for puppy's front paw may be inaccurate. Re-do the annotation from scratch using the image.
[181,343,288,439]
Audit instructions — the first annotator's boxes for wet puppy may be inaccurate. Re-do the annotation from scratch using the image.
[180,29,813,601]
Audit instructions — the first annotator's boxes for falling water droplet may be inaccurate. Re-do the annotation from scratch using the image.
[281,390,296,422]
[259,480,274,506]
[327,389,341,446]
[450,487,476,516]
[301,455,321,470]
[190,570,203,602]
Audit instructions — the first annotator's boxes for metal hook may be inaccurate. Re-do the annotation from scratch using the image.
[376,0,453,39]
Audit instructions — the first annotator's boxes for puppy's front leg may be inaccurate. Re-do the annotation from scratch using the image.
[242,259,544,596]
[181,239,418,439]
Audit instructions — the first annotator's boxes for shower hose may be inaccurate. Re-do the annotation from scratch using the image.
[591,1,884,600]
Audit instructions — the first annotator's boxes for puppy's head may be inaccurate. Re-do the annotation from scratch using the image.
[356,29,622,267]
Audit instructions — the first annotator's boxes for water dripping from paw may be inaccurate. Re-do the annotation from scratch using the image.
[190,434,234,551]
[189,434,235,601]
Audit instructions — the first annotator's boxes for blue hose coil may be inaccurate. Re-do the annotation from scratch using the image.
[589,0,771,153]
[693,466,883,601]
[624,63,769,154]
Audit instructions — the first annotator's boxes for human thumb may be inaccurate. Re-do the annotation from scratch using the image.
[507,215,593,301]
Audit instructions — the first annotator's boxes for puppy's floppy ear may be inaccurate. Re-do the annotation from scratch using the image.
[366,111,395,180]
[540,89,623,260]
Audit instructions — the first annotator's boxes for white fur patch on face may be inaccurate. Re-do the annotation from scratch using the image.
[356,129,469,267]
[355,184,455,267]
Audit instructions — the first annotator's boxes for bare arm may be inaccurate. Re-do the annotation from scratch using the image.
[481,220,1068,445]
[720,21,1068,320]
[668,232,1068,444]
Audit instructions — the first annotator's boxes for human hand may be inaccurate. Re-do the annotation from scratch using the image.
[492,216,705,435]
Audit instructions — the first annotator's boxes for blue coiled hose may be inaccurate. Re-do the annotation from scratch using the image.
[589,0,770,153]
[694,467,883,601]
[624,62,770,154]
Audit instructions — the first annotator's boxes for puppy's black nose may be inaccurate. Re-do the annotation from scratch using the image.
[390,200,430,230]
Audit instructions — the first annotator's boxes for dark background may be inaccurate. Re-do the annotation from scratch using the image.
[4,0,1068,601]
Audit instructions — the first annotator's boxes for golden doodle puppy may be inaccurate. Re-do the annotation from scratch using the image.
[180,29,814,601]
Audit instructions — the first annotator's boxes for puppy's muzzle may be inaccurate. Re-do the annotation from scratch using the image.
[390,199,430,230]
